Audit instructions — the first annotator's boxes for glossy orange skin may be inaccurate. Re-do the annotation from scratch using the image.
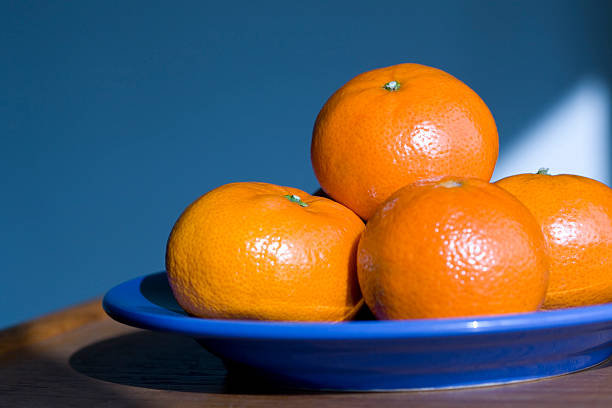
[311,63,499,220]
[496,173,612,309]
[165,182,365,321]
[357,177,550,319]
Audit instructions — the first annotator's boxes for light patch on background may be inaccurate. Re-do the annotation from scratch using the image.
[492,78,610,186]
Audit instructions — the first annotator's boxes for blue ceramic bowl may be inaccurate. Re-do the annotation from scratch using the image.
[103,272,612,391]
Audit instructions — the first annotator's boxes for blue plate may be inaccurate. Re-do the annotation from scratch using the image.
[103,272,612,391]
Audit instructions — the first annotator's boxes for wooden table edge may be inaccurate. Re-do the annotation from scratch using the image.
[0,298,107,356]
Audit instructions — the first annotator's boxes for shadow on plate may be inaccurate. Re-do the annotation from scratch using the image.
[138,272,186,314]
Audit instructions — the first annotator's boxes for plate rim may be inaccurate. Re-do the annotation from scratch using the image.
[103,272,612,340]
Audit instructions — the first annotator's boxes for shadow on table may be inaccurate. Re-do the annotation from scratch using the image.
[85,272,612,395]
[2,346,143,407]
[74,271,374,395]
[69,330,324,395]
[68,327,612,396]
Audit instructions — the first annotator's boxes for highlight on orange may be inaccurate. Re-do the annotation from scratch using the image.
[311,63,499,220]
[165,182,365,322]
[357,177,550,319]
[496,169,612,309]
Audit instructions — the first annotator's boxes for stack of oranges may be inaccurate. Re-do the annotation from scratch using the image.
[165,63,612,322]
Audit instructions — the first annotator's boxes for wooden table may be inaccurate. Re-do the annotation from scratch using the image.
[2,300,612,407]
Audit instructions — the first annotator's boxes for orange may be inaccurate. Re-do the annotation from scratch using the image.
[165,182,365,321]
[311,63,499,220]
[495,170,612,309]
[357,177,550,319]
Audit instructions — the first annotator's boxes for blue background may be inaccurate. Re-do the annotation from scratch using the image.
[1,1,611,329]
